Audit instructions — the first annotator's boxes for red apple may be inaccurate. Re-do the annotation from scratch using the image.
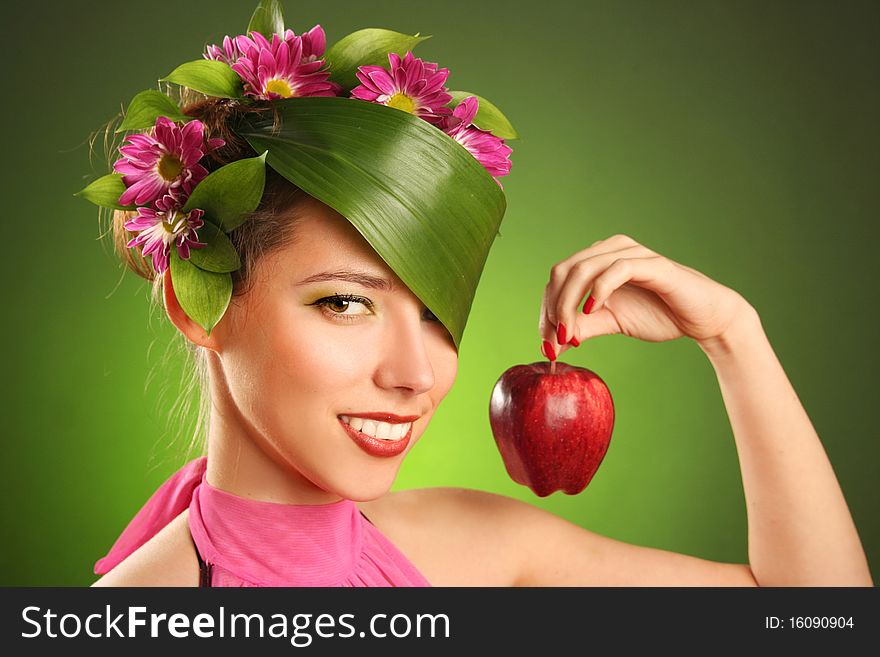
[489,361,615,497]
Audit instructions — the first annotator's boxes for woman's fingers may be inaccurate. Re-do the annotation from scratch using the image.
[546,245,658,345]
[552,233,642,276]
[546,235,641,306]
[559,246,659,317]
[595,255,676,307]
[543,253,682,353]
[545,242,650,328]
[540,234,684,356]
[540,237,633,353]
[555,306,621,358]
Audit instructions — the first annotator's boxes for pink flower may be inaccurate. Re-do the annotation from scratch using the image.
[441,96,512,187]
[292,25,326,62]
[204,35,243,65]
[351,52,452,125]
[114,117,224,207]
[124,194,207,275]
[231,29,340,100]
[206,25,328,67]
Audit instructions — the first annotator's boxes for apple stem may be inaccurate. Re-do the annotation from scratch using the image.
[550,360,556,375]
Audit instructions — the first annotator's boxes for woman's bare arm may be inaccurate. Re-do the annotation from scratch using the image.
[694,306,873,586]
[514,233,874,586]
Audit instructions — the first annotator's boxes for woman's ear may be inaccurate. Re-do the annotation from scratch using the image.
[162,268,222,352]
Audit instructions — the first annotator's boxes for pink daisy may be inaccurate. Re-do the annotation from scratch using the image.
[124,194,207,275]
[441,96,512,187]
[206,25,327,67]
[231,29,340,100]
[290,25,326,62]
[204,35,243,65]
[114,117,225,207]
[351,52,452,125]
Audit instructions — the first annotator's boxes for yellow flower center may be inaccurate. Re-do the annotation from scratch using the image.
[157,153,184,182]
[265,78,294,98]
[386,92,416,114]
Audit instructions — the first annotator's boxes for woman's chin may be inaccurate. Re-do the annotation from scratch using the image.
[325,467,401,502]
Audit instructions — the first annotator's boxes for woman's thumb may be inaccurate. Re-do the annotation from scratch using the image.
[571,307,620,344]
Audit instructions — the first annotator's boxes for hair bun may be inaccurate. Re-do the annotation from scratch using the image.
[181,97,268,170]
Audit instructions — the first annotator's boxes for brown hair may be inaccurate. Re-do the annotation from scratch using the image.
[106,93,312,461]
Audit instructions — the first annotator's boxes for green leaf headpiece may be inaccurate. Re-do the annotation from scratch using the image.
[76,0,517,350]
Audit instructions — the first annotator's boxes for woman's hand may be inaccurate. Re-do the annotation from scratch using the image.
[539,234,754,358]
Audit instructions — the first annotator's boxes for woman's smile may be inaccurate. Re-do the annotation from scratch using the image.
[338,415,414,457]
[339,414,415,440]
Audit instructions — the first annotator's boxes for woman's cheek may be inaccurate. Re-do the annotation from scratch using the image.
[432,345,459,400]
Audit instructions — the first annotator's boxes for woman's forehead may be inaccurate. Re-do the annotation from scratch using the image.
[275,198,405,290]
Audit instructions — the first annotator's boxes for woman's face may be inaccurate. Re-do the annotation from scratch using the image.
[209,195,458,502]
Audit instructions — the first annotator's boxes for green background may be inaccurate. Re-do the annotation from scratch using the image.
[1,0,877,585]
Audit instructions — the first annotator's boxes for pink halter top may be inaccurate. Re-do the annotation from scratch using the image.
[94,457,431,587]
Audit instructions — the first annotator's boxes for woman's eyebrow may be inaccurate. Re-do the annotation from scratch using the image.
[295,269,396,291]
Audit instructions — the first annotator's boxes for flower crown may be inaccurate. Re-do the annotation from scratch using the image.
[76,0,516,346]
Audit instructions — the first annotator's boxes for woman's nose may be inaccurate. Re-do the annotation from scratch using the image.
[373,314,435,394]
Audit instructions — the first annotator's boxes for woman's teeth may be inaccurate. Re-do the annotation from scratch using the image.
[340,415,412,441]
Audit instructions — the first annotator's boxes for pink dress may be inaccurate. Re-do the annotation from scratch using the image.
[94,457,432,587]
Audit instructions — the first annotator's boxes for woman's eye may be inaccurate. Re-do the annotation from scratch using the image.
[309,294,440,324]
[310,294,373,321]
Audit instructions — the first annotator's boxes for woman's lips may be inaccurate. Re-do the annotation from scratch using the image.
[338,416,412,457]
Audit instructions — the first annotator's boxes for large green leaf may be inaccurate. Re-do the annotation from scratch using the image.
[325,29,431,93]
[188,220,241,273]
[161,60,244,99]
[116,90,190,133]
[169,250,233,335]
[183,152,267,231]
[237,97,507,349]
[74,173,135,210]
[247,0,285,37]
[447,91,518,140]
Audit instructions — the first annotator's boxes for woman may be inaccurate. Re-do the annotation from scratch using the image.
[91,195,872,586]
[86,3,872,587]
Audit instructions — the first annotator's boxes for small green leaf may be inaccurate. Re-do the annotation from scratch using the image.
[116,90,190,133]
[74,173,135,210]
[160,60,243,99]
[326,29,431,92]
[247,0,284,37]
[188,220,241,273]
[169,250,233,335]
[447,91,518,140]
[183,152,267,231]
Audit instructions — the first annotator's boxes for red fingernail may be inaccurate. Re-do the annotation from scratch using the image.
[541,339,557,361]
[556,323,567,345]
[569,336,580,347]
[582,296,595,314]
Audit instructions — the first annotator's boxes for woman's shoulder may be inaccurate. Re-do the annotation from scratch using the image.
[358,486,530,586]
[363,484,528,516]
[357,485,513,536]
[91,509,199,587]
